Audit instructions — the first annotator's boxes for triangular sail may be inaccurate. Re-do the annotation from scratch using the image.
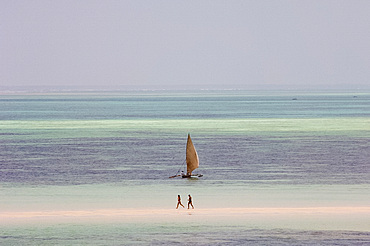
[186,134,199,174]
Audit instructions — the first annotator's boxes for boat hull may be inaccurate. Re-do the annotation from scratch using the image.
[181,174,203,178]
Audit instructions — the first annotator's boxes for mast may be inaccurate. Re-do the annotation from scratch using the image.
[186,134,199,175]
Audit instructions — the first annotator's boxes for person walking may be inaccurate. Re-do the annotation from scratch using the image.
[187,194,194,209]
[176,195,185,209]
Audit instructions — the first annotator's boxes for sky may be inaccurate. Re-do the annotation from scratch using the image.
[1,0,370,91]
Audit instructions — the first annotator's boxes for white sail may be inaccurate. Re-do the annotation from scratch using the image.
[186,134,199,175]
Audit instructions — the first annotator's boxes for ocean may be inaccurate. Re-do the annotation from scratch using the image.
[1,90,369,245]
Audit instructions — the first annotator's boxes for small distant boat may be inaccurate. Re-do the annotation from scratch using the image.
[169,134,203,178]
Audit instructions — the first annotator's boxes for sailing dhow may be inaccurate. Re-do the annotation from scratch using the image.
[169,134,203,178]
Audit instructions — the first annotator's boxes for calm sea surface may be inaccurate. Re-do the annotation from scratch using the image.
[1,90,369,245]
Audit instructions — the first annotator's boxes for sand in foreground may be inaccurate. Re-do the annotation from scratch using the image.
[1,207,369,231]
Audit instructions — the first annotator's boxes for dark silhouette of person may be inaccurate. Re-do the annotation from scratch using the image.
[188,194,194,209]
[176,195,185,209]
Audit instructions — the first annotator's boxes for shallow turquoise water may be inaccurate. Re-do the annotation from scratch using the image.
[0,91,369,244]
[2,224,370,245]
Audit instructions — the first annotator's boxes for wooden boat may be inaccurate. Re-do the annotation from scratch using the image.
[169,134,203,178]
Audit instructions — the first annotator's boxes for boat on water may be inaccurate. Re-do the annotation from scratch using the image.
[169,134,203,178]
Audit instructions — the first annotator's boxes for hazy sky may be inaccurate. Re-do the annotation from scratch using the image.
[1,0,370,90]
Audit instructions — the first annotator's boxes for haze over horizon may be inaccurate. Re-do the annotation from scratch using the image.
[2,1,370,91]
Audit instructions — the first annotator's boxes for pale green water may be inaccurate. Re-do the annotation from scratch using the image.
[1,91,369,244]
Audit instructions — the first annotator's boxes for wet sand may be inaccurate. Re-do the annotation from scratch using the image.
[2,207,369,231]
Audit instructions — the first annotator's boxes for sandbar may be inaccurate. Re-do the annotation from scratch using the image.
[1,207,369,231]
